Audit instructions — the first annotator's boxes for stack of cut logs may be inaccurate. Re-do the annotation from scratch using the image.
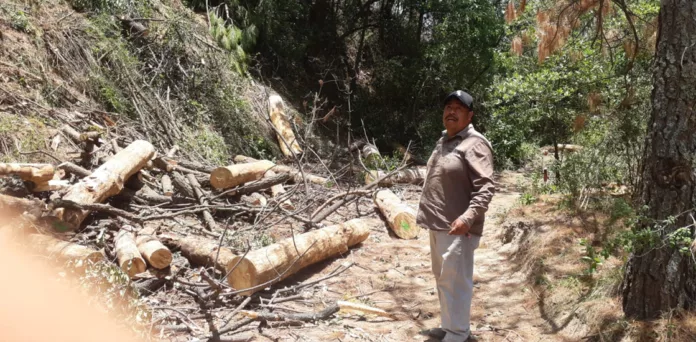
[0,95,427,305]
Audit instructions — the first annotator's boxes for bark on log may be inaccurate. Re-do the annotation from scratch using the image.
[177,160,215,174]
[153,157,177,172]
[364,167,426,186]
[187,174,218,231]
[27,234,104,264]
[161,175,173,196]
[215,173,291,198]
[266,171,294,210]
[361,143,383,169]
[52,140,155,231]
[269,95,302,157]
[0,163,55,183]
[160,234,236,273]
[374,189,420,239]
[136,234,172,269]
[210,160,275,190]
[60,124,81,143]
[233,156,329,186]
[115,230,147,278]
[227,218,373,295]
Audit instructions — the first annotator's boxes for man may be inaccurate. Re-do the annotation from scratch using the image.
[417,90,495,342]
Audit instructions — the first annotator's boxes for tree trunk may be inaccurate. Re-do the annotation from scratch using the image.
[269,95,302,157]
[374,190,420,239]
[210,160,276,190]
[136,234,172,269]
[160,233,236,273]
[622,0,696,319]
[52,140,155,231]
[27,233,104,264]
[115,230,147,278]
[227,218,374,295]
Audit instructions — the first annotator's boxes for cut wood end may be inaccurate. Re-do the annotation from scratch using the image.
[120,257,147,278]
[269,94,284,111]
[210,167,233,189]
[148,249,173,269]
[227,256,257,295]
[393,213,420,239]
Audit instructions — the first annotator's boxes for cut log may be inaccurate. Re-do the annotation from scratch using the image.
[361,143,383,169]
[177,160,215,174]
[266,171,294,210]
[233,156,329,186]
[374,189,420,239]
[136,234,172,269]
[160,234,236,273]
[27,234,104,264]
[161,175,173,196]
[0,194,44,217]
[115,230,147,278]
[152,157,177,172]
[0,163,55,183]
[364,167,426,186]
[60,124,81,144]
[227,218,373,295]
[51,140,155,231]
[269,95,302,157]
[210,160,275,190]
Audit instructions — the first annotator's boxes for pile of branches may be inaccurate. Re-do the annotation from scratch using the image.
[0,109,426,341]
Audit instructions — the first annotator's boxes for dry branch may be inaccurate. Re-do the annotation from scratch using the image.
[187,173,218,231]
[266,170,294,210]
[364,167,426,186]
[212,173,291,199]
[240,304,339,322]
[227,218,373,295]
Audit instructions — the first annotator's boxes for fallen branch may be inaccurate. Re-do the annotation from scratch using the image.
[239,304,339,322]
[51,199,144,224]
[187,173,218,231]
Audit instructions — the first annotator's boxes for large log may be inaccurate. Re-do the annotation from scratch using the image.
[115,230,147,278]
[27,234,104,264]
[227,218,373,295]
[210,160,275,190]
[0,163,55,183]
[51,140,155,231]
[136,234,172,269]
[160,234,236,273]
[374,189,420,239]
[364,167,426,186]
[361,143,384,169]
[233,155,329,186]
[269,95,302,157]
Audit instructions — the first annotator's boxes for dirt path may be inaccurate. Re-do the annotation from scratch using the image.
[256,171,566,342]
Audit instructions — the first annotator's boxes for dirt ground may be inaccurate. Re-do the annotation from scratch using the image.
[241,171,565,342]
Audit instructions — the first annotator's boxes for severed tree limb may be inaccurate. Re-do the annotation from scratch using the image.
[178,160,215,174]
[239,304,340,322]
[211,173,291,200]
[172,172,195,198]
[187,174,218,231]
[51,199,143,224]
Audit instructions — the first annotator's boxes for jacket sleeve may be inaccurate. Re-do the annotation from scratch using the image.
[459,140,495,227]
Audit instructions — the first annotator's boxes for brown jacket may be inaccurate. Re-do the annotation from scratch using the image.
[416,125,495,236]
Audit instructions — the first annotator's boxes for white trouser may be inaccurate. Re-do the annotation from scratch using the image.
[430,230,480,342]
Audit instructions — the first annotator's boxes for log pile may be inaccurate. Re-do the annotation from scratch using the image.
[0,104,425,341]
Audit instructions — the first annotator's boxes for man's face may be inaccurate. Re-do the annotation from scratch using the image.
[442,99,472,133]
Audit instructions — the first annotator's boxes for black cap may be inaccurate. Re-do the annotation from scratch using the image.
[444,90,474,110]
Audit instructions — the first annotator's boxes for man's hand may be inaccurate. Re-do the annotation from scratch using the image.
[448,218,470,236]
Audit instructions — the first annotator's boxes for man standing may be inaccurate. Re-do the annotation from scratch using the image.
[417,90,495,342]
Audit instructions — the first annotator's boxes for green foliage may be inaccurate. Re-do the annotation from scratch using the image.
[209,12,255,75]
[519,193,537,206]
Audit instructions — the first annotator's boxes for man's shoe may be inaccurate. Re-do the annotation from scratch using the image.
[419,328,447,340]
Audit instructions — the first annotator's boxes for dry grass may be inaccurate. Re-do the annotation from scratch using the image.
[503,195,696,341]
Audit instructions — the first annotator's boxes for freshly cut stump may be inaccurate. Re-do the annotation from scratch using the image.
[115,230,147,278]
[27,234,104,264]
[374,189,420,239]
[210,160,275,190]
[227,218,372,295]
[136,234,172,269]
